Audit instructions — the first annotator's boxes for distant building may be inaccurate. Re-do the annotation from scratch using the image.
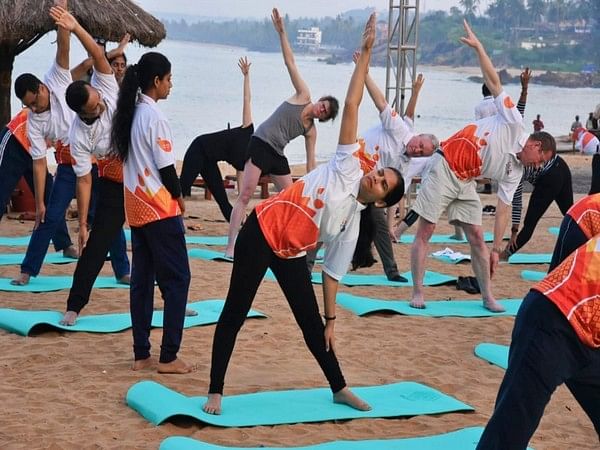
[296,27,322,52]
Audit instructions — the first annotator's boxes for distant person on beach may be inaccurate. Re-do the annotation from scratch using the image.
[532,114,544,132]
[394,21,555,311]
[476,233,600,450]
[587,111,597,130]
[179,57,253,221]
[571,114,582,150]
[573,126,600,155]
[224,8,339,259]
[111,51,191,374]
[202,14,405,415]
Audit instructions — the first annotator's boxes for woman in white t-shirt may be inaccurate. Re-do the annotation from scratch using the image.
[203,13,405,416]
[111,51,191,374]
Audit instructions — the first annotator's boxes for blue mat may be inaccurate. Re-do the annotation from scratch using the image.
[298,271,457,287]
[0,276,127,292]
[126,380,473,427]
[188,248,234,262]
[336,293,522,317]
[398,231,495,244]
[159,427,503,450]
[520,270,545,282]
[0,300,266,336]
[0,252,77,266]
[508,253,551,264]
[474,343,509,370]
[0,235,31,246]
[548,227,559,236]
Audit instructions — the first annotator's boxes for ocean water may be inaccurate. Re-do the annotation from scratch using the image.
[11,34,600,163]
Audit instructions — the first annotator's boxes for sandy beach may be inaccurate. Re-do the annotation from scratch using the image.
[0,153,597,449]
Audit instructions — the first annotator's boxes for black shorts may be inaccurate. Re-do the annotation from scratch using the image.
[246,136,291,176]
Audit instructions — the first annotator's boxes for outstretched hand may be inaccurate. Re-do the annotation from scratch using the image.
[361,12,376,51]
[352,50,360,65]
[413,73,424,91]
[238,56,251,75]
[271,8,285,34]
[117,32,131,51]
[520,67,531,88]
[50,5,78,31]
[459,19,482,49]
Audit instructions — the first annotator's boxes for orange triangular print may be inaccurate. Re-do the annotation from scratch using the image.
[352,139,377,174]
[440,124,483,180]
[124,185,179,227]
[503,96,515,109]
[256,180,320,259]
[157,138,172,153]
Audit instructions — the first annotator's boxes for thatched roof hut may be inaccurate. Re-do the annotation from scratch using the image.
[0,0,167,124]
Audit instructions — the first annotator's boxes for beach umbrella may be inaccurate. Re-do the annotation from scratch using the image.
[0,0,166,125]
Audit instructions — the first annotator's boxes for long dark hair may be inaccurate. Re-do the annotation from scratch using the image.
[110,52,171,161]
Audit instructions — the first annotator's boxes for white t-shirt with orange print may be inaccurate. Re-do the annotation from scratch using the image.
[123,93,180,227]
[440,91,527,204]
[256,141,376,280]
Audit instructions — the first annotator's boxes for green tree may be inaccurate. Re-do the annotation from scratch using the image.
[459,0,481,19]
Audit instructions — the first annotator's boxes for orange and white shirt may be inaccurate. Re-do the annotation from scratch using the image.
[440,91,526,204]
[123,93,180,227]
[566,193,600,239]
[27,60,75,164]
[573,127,600,155]
[256,141,376,280]
[69,71,122,183]
[6,109,31,152]
[534,236,600,348]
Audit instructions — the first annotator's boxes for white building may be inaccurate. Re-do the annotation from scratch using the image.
[296,27,322,51]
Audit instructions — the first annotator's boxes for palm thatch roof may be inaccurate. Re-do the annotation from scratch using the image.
[0,0,166,51]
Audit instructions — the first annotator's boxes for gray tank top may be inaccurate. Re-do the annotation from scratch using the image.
[254,101,310,156]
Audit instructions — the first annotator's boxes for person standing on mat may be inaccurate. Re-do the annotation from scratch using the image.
[46,7,131,325]
[224,8,339,259]
[202,13,405,415]
[179,57,254,221]
[111,51,191,374]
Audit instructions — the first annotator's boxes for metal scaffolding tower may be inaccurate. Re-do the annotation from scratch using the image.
[385,0,420,115]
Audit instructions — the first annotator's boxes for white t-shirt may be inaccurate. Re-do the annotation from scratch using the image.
[576,130,600,155]
[27,61,75,160]
[256,141,374,280]
[440,91,526,204]
[474,96,497,120]
[123,93,180,227]
[70,71,119,177]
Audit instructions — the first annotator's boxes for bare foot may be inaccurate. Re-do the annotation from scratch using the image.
[333,387,371,411]
[409,294,426,309]
[117,274,131,285]
[132,356,156,371]
[59,311,78,326]
[157,358,192,374]
[10,273,30,286]
[483,299,506,313]
[185,308,198,317]
[202,393,222,415]
[62,246,79,259]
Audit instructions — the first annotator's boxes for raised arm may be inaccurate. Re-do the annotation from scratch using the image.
[404,73,424,120]
[338,13,376,145]
[460,20,502,97]
[54,0,70,70]
[353,51,387,113]
[238,57,253,128]
[50,6,112,75]
[271,8,310,102]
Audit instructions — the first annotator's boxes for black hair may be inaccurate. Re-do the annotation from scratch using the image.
[65,80,91,113]
[318,95,339,122]
[15,73,42,100]
[381,167,404,207]
[529,131,556,156]
[111,52,171,162]
[351,204,377,271]
[109,53,128,65]
[481,83,491,97]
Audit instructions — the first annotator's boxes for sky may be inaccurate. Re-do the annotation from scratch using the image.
[134,0,493,19]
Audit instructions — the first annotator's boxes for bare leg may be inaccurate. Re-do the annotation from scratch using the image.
[225,160,262,257]
[462,223,505,312]
[132,356,156,371]
[410,218,436,309]
[333,387,371,411]
[157,358,192,374]
[450,224,464,241]
[203,393,222,415]
[269,173,294,192]
[59,310,78,326]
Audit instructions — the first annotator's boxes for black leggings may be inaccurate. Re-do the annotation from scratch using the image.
[590,153,600,195]
[208,211,346,394]
[508,157,573,254]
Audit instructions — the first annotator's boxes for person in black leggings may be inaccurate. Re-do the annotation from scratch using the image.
[502,152,573,258]
[179,57,253,221]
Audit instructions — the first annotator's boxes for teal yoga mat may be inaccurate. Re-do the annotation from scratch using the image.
[299,271,456,287]
[548,226,559,236]
[474,343,509,370]
[0,276,126,292]
[0,235,31,246]
[0,252,77,266]
[398,231,495,244]
[0,300,266,336]
[160,427,497,450]
[521,270,545,282]
[126,380,473,427]
[336,293,522,317]
[508,253,551,264]
[188,248,234,262]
